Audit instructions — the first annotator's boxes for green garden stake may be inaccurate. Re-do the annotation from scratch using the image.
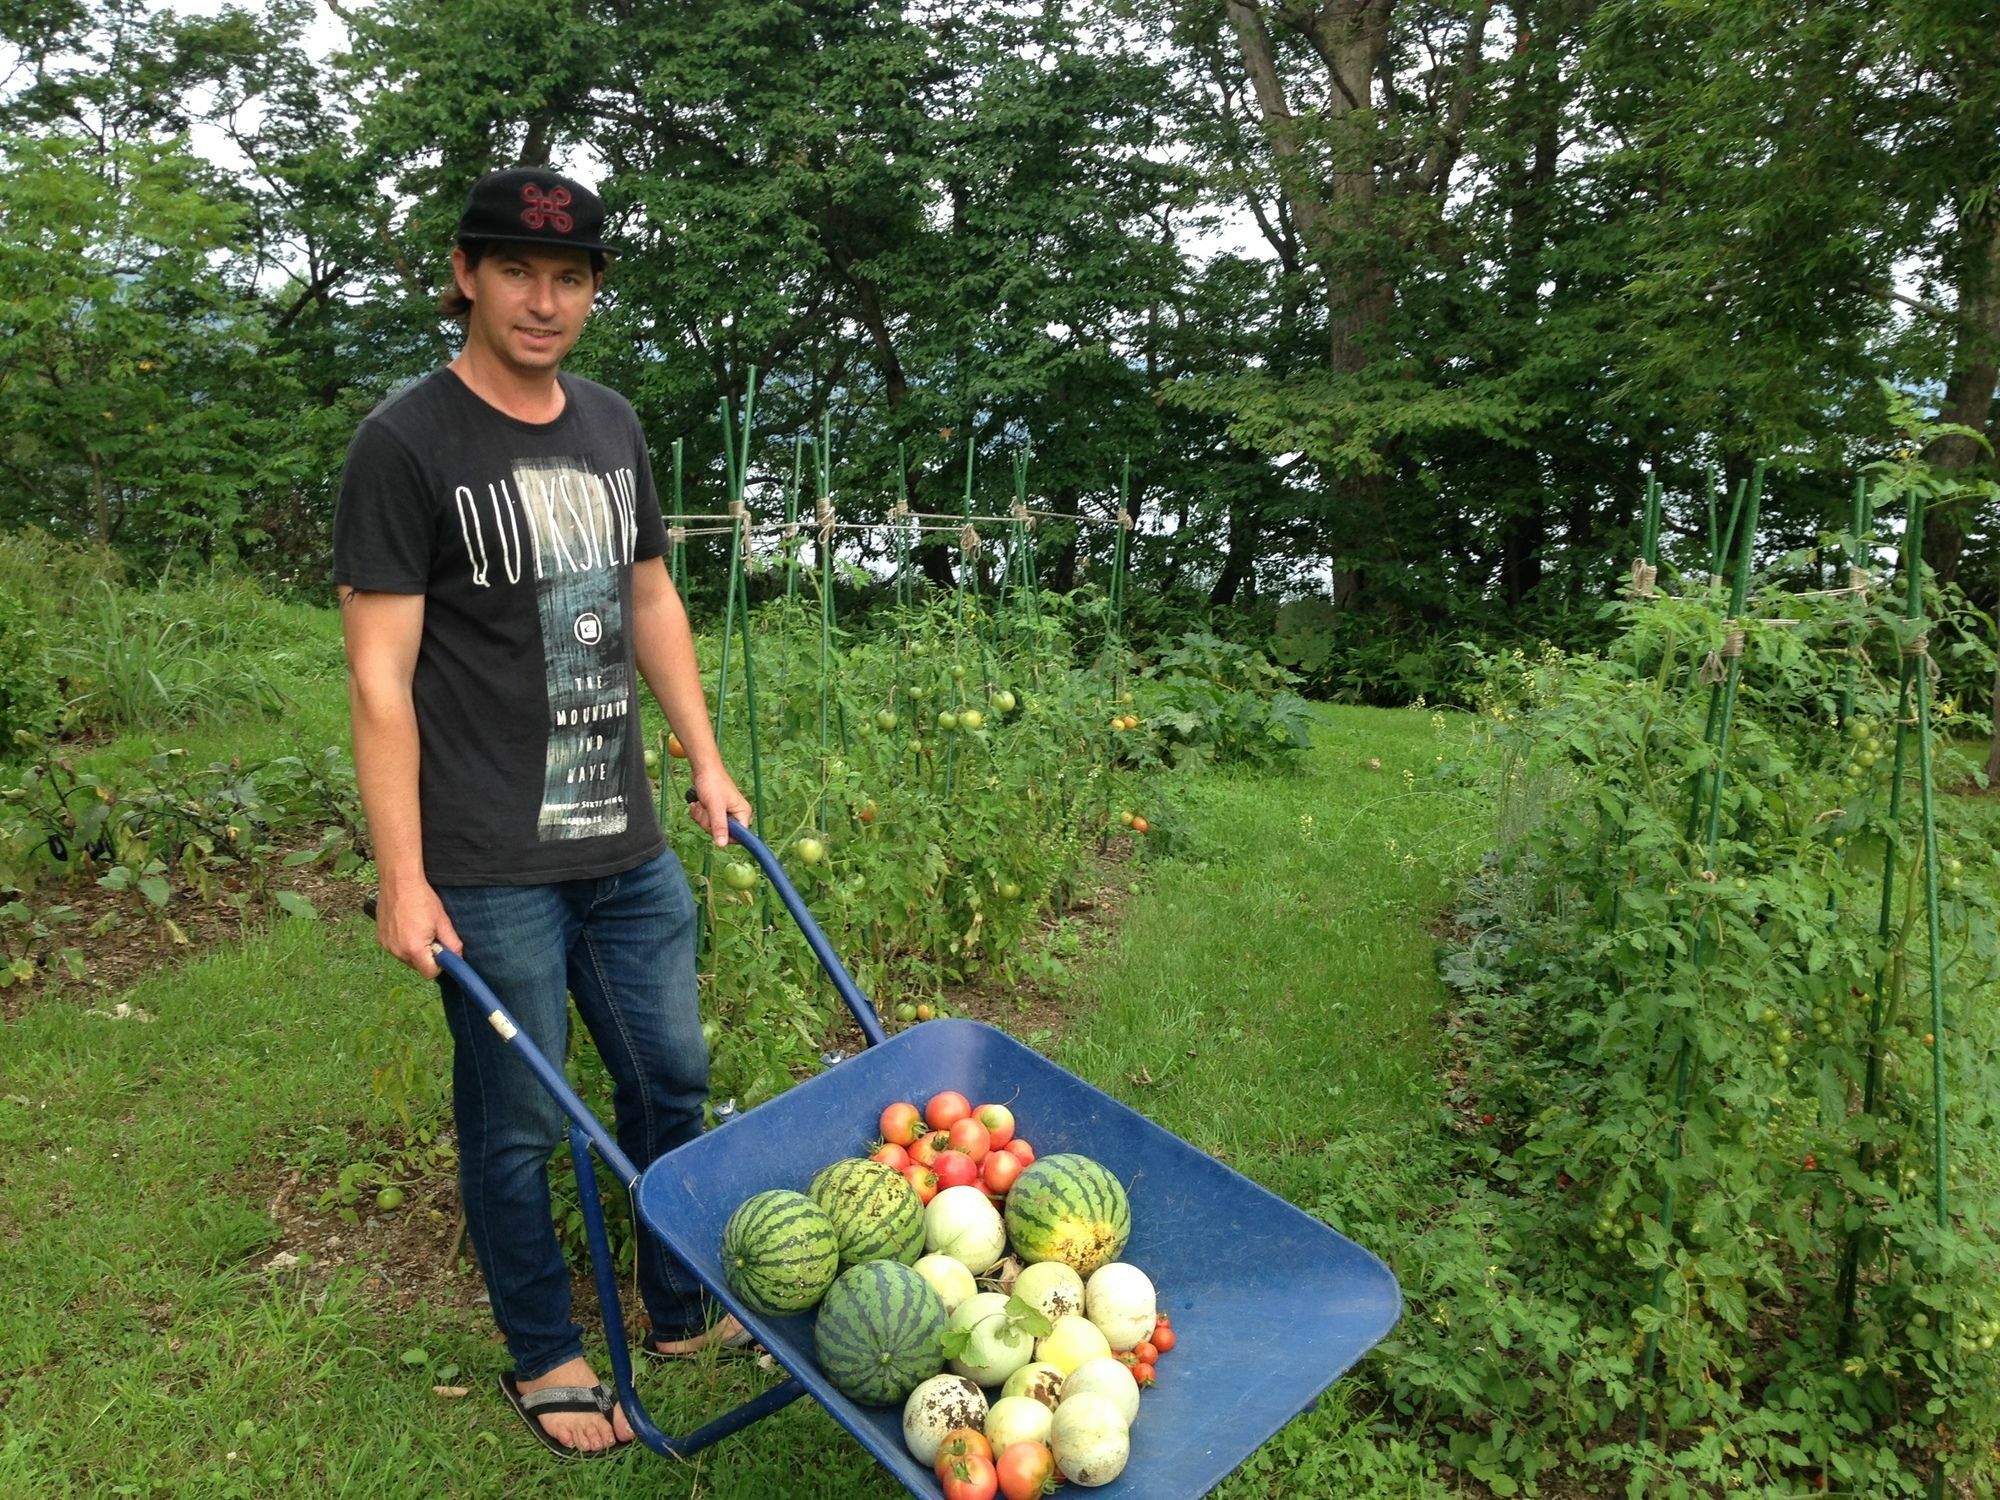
[785,435,803,604]
[669,438,685,594]
[1637,460,1763,1443]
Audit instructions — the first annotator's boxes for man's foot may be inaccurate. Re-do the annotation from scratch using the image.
[641,1312,754,1359]
[510,1357,634,1454]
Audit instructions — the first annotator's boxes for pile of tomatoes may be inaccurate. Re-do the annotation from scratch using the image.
[871,1090,1034,1206]
[931,1425,1055,1500]
[1115,1312,1175,1388]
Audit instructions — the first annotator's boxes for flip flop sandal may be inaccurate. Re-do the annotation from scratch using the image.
[638,1315,758,1362]
[498,1373,629,1460]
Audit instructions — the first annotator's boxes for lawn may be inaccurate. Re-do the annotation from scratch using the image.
[0,681,1476,1497]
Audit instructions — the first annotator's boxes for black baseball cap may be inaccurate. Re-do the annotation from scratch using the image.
[454,167,615,255]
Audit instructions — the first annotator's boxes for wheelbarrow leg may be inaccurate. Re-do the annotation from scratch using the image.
[568,1127,808,1458]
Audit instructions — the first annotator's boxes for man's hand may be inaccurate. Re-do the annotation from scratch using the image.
[688,765,751,847]
[375,879,463,979]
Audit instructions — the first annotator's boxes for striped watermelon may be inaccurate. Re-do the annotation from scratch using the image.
[719,1190,839,1316]
[814,1260,949,1405]
[1003,1154,1130,1277]
[809,1158,925,1268]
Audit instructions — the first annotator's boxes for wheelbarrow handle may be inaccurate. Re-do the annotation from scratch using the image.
[692,792,890,1051]
[431,946,642,1185]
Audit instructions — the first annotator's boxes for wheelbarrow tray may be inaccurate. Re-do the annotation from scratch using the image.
[637,1016,1402,1499]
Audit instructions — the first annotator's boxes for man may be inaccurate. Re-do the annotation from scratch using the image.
[333,166,750,1460]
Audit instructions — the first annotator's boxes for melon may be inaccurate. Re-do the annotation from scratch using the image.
[1004,1155,1130,1277]
[902,1373,988,1465]
[1013,1261,1085,1324]
[814,1260,949,1406]
[719,1189,840,1316]
[810,1158,926,1268]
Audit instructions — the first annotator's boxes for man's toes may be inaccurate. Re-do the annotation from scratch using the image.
[610,1401,637,1445]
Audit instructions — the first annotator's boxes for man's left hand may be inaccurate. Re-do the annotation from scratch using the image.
[688,765,751,847]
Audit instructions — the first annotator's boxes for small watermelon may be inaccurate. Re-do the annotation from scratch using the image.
[719,1190,840,1316]
[1003,1154,1130,1277]
[814,1260,949,1405]
[809,1158,925,1267]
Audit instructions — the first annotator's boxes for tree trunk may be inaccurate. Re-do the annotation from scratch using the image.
[1210,497,1258,605]
[1222,0,1396,372]
[1922,201,2000,590]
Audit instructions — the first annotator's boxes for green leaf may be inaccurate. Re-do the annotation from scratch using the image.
[275,891,319,921]
[1004,1295,1053,1339]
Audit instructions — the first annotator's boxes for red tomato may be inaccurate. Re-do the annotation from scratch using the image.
[871,1143,911,1172]
[1133,1361,1156,1387]
[902,1164,940,1204]
[974,1103,1016,1148]
[926,1091,973,1132]
[995,1440,1056,1500]
[1152,1323,1176,1353]
[940,1454,999,1500]
[1134,1340,1158,1364]
[910,1131,951,1168]
[935,1428,993,1480]
[934,1150,980,1190]
[981,1150,1024,1195]
[1004,1138,1035,1166]
[880,1102,924,1145]
[947,1117,991,1163]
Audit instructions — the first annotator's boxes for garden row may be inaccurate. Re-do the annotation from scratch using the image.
[1372,469,2000,1496]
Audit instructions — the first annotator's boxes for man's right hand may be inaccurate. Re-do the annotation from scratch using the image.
[375,880,463,979]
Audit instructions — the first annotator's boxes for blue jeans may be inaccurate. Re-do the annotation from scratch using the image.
[435,849,711,1380]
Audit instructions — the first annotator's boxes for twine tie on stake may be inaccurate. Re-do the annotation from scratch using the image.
[960,523,982,555]
[1118,509,1134,531]
[1898,633,1939,724]
[1848,567,1869,597]
[890,498,910,523]
[1630,557,1658,597]
[668,526,687,547]
[816,497,836,545]
[1697,627,1745,687]
[728,500,752,560]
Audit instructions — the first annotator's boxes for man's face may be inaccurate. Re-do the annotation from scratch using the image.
[453,244,600,374]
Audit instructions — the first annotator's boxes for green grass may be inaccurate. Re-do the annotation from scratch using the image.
[0,704,1475,1497]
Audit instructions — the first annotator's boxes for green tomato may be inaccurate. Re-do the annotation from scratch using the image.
[958,708,984,730]
[876,709,898,731]
[950,663,968,681]
[720,861,759,892]
[795,837,827,866]
[991,689,1016,713]
[998,880,1022,900]
[375,1186,404,1211]
[908,683,931,701]
[701,1019,722,1046]
[938,710,960,731]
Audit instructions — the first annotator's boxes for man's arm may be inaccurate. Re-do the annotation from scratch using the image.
[340,586,461,977]
[630,556,750,846]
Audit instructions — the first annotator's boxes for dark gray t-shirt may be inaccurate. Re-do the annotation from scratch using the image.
[332,368,669,885]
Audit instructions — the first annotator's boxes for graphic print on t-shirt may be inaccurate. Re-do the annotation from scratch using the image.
[505,457,638,841]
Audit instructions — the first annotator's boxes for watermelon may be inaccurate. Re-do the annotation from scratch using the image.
[719,1190,840,1316]
[813,1260,949,1405]
[810,1158,925,1267]
[1003,1154,1130,1277]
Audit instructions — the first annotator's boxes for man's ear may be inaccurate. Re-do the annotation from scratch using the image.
[450,245,475,303]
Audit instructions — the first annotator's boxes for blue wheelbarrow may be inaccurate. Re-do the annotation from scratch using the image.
[433,818,1401,1497]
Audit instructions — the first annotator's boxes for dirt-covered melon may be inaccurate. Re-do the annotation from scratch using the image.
[1003,1154,1130,1277]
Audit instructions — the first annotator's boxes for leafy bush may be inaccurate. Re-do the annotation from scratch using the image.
[1139,630,1313,769]
[1389,582,2000,1494]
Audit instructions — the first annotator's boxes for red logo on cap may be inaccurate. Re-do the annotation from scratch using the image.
[520,184,574,234]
